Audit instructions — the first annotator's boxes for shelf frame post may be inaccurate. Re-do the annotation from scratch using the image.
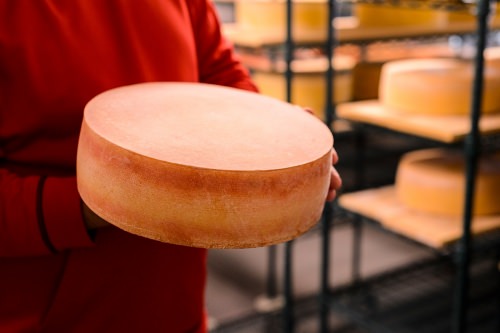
[283,1,295,332]
[453,1,491,332]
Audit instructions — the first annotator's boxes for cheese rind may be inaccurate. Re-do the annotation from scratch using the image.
[250,56,355,120]
[354,4,448,27]
[354,3,499,27]
[379,58,500,115]
[395,148,500,216]
[77,82,334,248]
[235,0,328,39]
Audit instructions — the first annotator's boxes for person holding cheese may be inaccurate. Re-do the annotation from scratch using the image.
[0,1,342,332]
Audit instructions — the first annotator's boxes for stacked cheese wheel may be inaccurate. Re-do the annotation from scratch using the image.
[485,46,500,69]
[76,82,334,248]
[354,2,496,28]
[250,55,355,120]
[350,42,455,100]
[379,58,500,115]
[382,56,500,217]
[235,0,328,39]
[396,148,500,216]
[354,3,449,27]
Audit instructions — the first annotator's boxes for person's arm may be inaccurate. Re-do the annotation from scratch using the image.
[0,168,96,257]
[188,0,259,92]
[188,0,342,201]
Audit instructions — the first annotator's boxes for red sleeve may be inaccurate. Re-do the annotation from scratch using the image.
[188,0,259,93]
[0,169,94,257]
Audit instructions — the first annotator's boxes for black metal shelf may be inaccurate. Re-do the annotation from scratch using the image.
[328,255,500,333]
[213,2,500,333]
[209,254,499,333]
[325,0,500,331]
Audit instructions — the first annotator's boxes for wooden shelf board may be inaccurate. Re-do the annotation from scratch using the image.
[336,100,500,143]
[338,186,500,249]
[223,17,500,48]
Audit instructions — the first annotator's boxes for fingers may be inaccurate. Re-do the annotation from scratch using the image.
[331,147,339,165]
[81,200,110,230]
[326,166,342,202]
[295,105,315,116]
[302,106,314,115]
[295,109,341,202]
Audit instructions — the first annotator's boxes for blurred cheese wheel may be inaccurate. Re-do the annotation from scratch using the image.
[348,42,455,100]
[250,56,355,120]
[352,62,383,100]
[77,82,333,248]
[379,58,500,115]
[485,46,500,69]
[235,0,328,39]
[446,4,499,24]
[354,3,448,27]
[395,148,500,216]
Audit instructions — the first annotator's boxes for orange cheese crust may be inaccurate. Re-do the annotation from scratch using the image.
[395,148,500,217]
[250,56,355,120]
[354,4,448,27]
[77,82,333,248]
[235,0,329,39]
[379,58,500,115]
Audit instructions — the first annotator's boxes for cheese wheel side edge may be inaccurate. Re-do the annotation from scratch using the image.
[77,120,332,248]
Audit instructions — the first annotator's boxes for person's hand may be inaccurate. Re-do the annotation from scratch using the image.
[299,105,342,202]
[326,148,342,202]
[81,201,110,230]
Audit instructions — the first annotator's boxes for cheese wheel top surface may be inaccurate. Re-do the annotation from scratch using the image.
[84,82,333,171]
[379,58,500,115]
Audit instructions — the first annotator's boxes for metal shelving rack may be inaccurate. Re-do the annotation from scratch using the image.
[211,1,500,332]
[325,1,500,333]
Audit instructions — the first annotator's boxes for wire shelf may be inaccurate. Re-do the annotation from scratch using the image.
[329,256,500,333]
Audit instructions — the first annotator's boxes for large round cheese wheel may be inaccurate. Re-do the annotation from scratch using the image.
[446,4,499,24]
[395,148,500,216]
[485,46,500,69]
[250,56,355,120]
[379,58,500,115]
[235,0,328,39]
[352,62,383,100]
[346,42,455,100]
[354,4,448,27]
[76,82,333,248]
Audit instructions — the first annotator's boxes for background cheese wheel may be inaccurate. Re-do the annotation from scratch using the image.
[235,0,328,40]
[485,46,500,69]
[379,58,500,115]
[395,148,500,217]
[342,41,455,100]
[351,61,383,100]
[353,4,448,27]
[77,82,333,248]
[250,56,355,120]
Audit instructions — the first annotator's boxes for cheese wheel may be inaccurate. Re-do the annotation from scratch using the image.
[352,62,383,100]
[347,42,455,100]
[395,148,500,216]
[485,46,500,69]
[446,4,499,24]
[250,56,355,120]
[76,82,333,249]
[235,0,328,39]
[354,4,448,27]
[379,58,500,115]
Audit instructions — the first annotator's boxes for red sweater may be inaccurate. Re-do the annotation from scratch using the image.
[0,1,257,332]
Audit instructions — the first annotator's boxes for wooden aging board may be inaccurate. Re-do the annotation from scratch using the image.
[76,82,333,248]
[339,186,500,249]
